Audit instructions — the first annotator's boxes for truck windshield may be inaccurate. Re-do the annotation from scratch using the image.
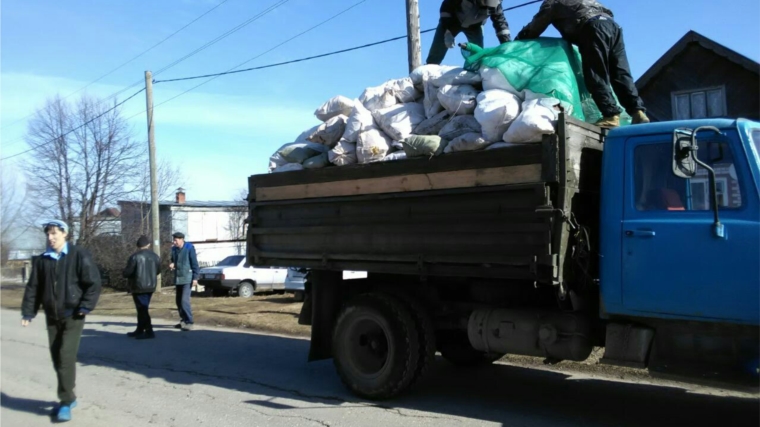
[216,255,244,267]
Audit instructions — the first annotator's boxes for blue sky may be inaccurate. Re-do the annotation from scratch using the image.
[2,0,759,202]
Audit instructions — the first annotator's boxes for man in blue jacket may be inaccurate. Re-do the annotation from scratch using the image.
[21,220,102,422]
[427,0,512,65]
[169,232,199,331]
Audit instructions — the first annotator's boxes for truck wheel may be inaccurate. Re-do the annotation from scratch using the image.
[391,293,436,388]
[332,293,420,400]
[438,332,504,367]
[238,282,255,298]
[293,291,305,302]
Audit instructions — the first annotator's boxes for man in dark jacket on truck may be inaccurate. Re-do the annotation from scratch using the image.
[169,232,199,331]
[123,235,161,339]
[21,220,101,422]
[427,0,512,65]
[515,0,650,128]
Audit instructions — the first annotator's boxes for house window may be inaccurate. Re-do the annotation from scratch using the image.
[672,87,726,120]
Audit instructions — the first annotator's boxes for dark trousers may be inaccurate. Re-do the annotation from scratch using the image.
[426,21,484,65]
[132,293,153,333]
[577,18,645,117]
[175,284,193,324]
[46,315,86,404]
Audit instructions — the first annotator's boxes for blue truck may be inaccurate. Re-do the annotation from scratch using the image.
[246,114,759,399]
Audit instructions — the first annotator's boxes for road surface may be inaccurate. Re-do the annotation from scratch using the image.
[1,308,757,426]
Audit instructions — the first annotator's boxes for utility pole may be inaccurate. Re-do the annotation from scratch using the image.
[145,70,162,292]
[405,0,422,73]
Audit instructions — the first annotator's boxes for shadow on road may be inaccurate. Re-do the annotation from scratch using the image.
[79,321,760,427]
[0,392,56,417]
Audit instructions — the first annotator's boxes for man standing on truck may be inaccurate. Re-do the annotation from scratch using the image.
[515,0,650,128]
[169,232,199,331]
[123,235,161,339]
[20,220,102,422]
[427,0,512,65]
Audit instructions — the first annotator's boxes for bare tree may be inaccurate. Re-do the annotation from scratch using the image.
[22,94,142,245]
[128,159,186,236]
[225,188,248,255]
[0,167,29,265]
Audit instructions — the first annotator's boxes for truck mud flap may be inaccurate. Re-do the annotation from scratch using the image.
[308,270,343,362]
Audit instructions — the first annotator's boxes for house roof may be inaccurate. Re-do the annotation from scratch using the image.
[99,208,121,217]
[636,30,760,90]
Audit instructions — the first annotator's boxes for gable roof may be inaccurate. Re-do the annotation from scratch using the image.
[637,30,759,89]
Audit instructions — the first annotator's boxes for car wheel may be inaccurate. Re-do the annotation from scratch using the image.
[332,293,420,400]
[293,291,305,302]
[237,282,254,298]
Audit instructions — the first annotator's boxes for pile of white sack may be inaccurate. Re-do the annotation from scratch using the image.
[269,65,565,173]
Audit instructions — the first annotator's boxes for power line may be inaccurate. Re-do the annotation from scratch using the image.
[0,0,232,132]
[0,87,146,161]
[125,0,371,121]
[152,0,292,77]
[152,0,543,84]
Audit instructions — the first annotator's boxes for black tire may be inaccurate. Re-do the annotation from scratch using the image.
[293,291,305,302]
[237,282,255,298]
[392,293,436,388]
[438,332,504,367]
[332,293,420,400]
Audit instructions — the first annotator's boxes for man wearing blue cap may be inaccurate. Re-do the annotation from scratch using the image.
[21,220,102,422]
[169,232,199,331]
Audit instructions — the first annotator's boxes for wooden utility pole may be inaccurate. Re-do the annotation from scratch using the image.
[405,0,422,73]
[145,70,162,291]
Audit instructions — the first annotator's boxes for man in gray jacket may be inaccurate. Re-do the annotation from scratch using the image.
[427,0,511,65]
[123,235,161,339]
[516,0,650,128]
[169,232,199,331]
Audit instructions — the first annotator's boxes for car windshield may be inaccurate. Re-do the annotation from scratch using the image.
[216,256,244,267]
[751,129,760,163]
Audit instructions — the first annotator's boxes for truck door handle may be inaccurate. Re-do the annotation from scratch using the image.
[625,230,656,238]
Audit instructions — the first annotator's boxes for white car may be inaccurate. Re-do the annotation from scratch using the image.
[198,255,287,298]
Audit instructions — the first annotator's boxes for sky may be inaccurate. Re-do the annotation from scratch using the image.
[2,0,759,209]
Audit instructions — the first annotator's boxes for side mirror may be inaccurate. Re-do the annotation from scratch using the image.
[672,128,697,178]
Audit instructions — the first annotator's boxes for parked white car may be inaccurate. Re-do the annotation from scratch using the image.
[198,255,287,298]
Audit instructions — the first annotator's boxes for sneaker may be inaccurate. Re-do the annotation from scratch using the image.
[136,331,156,340]
[53,401,77,421]
[631,110,650,124]
[181,323,194,331]
[594,115,620,128]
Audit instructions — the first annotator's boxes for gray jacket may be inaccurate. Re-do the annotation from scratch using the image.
[516,0,613,44]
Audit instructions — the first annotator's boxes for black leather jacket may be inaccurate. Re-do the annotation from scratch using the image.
[123,249,161,294]
[516,0,614,45]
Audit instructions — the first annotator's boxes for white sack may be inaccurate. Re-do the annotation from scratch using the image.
[414,110,450,135]
[372,103,426,141]
[382,151,408,162]
[329,139,358,166]
[275,141,330,164]
[423,77,444,119]
[388,77,421,103]
[432,67,482,87]
[303,153,329,169]
[503,98,559,144]
[444,132,492,153]
[272,163,304,173]
[437,84,478,116]
[314,96,354,122]
[439,115,481,141]
[268,152,289,172]
[359,83,397,112]
[307,114,347,147]
[410,64,458,86]
[342,101,375,143]
[487,142,519,150]
[474,90,522,142]
[480,67,523,98]
[357,128,393,164]
[296,124,321,142]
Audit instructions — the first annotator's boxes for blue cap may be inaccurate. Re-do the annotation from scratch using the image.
[42,220,69,232]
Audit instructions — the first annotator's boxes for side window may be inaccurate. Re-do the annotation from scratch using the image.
[634,141,742,211]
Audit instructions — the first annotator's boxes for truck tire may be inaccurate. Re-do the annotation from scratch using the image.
[438,332,504,367]
[238,282,255,298]
[332,293,420,400]
[388,292,436,388]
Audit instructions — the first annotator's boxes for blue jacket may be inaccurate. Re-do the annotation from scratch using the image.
[171,242,199,285]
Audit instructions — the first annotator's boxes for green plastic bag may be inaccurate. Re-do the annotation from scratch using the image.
[462,38,630,124]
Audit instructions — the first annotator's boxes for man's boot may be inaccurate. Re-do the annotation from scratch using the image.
[594,115,620,128]
[632,110,651,124]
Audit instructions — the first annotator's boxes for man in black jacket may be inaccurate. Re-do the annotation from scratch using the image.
[123,235,161,339]
[427,0,511,65]
[21,220,101,422]
[516,0,650,128]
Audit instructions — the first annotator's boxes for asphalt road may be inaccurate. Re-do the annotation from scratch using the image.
[1,308,757,427]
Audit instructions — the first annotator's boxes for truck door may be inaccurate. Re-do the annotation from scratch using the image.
[621,131,759,323]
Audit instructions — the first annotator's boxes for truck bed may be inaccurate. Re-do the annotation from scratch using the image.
[247,114,604,284]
